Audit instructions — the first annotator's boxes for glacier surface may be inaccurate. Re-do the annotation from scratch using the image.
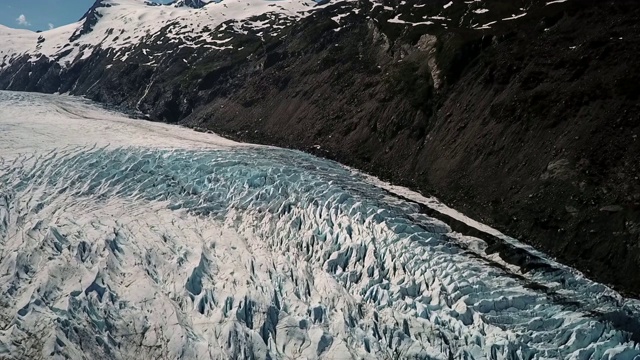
[0,91,640,359]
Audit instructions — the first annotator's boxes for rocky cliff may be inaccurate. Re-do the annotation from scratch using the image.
[1,0,639,296]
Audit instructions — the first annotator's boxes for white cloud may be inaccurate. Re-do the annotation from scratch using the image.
[48,23,54,30]
[16,14,30,27]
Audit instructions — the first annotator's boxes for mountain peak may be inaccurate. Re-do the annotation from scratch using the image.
[70,0,112,42]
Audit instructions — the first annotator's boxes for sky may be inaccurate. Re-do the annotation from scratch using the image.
[0,0,173,31]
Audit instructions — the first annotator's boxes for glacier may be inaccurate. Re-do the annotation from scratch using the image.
[1,91,640,359]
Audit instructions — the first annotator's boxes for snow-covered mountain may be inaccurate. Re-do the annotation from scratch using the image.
[0,0,573,70]
[0,0,328,69]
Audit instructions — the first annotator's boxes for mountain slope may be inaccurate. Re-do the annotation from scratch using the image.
[0,0,639,298]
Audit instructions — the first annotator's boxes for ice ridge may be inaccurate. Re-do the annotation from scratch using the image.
[0,147,639,359]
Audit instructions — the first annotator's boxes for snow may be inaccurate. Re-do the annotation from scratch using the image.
[331,13,349,25]
[0,0,336,68]
[0,91,241,157]
[503,13,528,21]
[387,15,434,26]
[0,0,574,67]
[473,20,497,30]
[1,91,640,359]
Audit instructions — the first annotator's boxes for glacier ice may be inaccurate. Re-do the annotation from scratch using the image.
[0,91,640,359]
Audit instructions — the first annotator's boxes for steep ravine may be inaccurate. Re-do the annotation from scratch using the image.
[1,0,639,297]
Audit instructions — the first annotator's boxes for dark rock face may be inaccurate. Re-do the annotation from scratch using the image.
[1,0,639,296]
[182,0,210,8]
[170,0,210,8]
[70,0,112,42]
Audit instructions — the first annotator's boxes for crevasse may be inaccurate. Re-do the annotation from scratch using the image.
[0,145,639,360]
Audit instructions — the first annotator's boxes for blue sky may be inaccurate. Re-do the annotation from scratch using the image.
[0,0,173,31]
